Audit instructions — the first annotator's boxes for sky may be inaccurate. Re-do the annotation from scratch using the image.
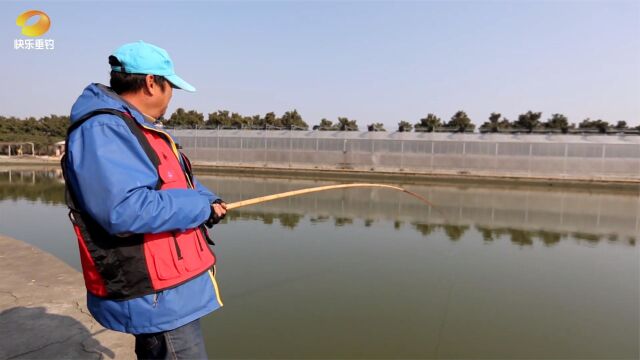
[1,0,639,128]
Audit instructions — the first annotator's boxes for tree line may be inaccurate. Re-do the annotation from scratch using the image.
[162,108,639,135]
[1,109,638,154]
[0,115,68,154]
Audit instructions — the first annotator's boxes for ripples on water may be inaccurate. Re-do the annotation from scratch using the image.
[0,168,638,359]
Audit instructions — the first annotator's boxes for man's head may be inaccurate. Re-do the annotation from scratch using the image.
[108,41,195,119]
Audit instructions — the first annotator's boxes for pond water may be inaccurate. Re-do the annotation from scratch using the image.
[0,168,638,359]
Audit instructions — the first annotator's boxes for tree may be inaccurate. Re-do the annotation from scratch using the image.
[579,118,609,133]
[514,111,542,133]
[544,113,570,133]
[39,115,69,138]
[165,108,204,128]
[207,110,231,128]
[280,109,309,130]
[0,114,70,155]
[446,111,475,132]
[367,123,386,132]
[479,112,506,133]
[229,112,245,129]
[264,112,280,128]
[614,121,627,130]
[243,114,263,129]
[314,118,335,131]
[336,117,358,131]
[415,114,441,132]
[17,117,40,135]
[397,121,413,132]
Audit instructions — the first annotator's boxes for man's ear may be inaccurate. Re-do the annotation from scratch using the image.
[143,74,155,96]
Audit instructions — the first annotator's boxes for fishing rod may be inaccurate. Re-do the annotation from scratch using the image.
[225,183,436,210]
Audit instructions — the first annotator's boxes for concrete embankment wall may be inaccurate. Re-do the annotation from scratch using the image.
[170,130,640,182]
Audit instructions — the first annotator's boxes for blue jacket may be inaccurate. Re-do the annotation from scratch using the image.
[67,83,223,334]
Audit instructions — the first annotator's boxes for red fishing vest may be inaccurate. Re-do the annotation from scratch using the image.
[62,109,216,300]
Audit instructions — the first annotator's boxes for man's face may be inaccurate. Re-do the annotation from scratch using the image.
[156,80,173,119]
[145,74,173,119]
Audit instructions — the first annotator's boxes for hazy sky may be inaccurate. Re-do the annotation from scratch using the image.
[2,1,639,128]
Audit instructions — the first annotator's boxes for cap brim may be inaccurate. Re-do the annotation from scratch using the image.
[165,74,196,92]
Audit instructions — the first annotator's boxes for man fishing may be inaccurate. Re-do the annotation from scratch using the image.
[62,41,226,359]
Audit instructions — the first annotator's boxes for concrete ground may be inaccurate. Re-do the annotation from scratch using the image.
[0,235,135,359]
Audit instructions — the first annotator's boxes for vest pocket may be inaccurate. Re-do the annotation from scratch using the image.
[146,232,184,280]
[176,229,206,272]
[145,230,209,283]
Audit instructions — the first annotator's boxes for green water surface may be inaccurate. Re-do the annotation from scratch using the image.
[0,168,637,359]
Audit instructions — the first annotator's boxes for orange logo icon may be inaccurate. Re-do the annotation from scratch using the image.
[16,10,51,37]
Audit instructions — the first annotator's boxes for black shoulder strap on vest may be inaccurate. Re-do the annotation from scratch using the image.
[66,108,161,172]
[61,108,163,217]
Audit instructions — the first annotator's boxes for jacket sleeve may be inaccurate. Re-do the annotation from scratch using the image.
[193,177,221,204]
[67,115,212,235]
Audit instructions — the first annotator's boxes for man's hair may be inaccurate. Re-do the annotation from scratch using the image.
[108,55,170,95]
[109,71,169,95]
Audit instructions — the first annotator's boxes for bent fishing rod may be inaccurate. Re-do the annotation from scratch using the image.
[224,183,436,210]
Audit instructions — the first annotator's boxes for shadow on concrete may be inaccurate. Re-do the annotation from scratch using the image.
[0,306,115,359]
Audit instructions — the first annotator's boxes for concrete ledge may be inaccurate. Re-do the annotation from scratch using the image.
[192,163,640,192]
[1,156,638,191]
[0,156,60,166]
[0,235,134,359]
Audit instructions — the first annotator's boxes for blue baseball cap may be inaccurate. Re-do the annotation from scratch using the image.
[110,41,196,92]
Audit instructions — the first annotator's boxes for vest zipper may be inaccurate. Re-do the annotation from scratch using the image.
[171,232,183,260]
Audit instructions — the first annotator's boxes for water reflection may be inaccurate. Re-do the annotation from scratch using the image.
[0,168,65,204]
[198,176,639,247]
[1,168,637,247]
[230,209,638,246]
